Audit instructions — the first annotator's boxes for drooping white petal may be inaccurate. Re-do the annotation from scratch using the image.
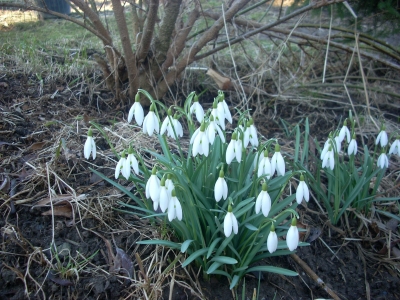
[296,181,310,204]
[389,139,400,156]
[286,225,299,251]
[226,141,235,164]
[249,125,258,147]
[90,138,96,160]
[146,175,160,201]
[257,156,272,179]
[168,196,183,221]
[115,158,125,179]
[255,190,271,217]
[214,177,228,202]
[234,139,242,162]
[190,102,204,123]
[320,140,330,160]
[190,127,200,145]
[376,130,388,147]
[84,137,92,160]
[128,102,144,126]
[172,119,183,138]
[159,186,169,213]
[267,231,278,253]
[223,212,238,237]
[222,100,232,124]
[271,152,285,176]
[348,139,357,155]
[122,157,131,180]
[339,125,351,143]
[160,117,171,136]
[334,136,342,153]
[377,153,389,169]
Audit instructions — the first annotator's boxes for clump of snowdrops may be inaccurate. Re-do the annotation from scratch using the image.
[84,90,308,288]
[290,115,399,225]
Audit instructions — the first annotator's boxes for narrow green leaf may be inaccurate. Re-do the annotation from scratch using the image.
[211,256,238,264]
[182,248,209,268]
[206,262,222,274]
[246,266,298,276]
[180,240,194,253]
[136,239,180,249]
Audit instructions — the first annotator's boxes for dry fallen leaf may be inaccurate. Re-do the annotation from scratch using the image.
[29,141,47,151]
[42,204,73,218]
[113,247,134,278]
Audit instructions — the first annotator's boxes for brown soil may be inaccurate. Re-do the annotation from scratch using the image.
[1,74,400,300]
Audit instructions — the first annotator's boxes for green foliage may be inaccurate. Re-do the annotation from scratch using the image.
[92,90,305,289]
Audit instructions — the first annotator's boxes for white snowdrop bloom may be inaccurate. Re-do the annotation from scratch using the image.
[389,138,400,156]
[258,151,272,179]
[242,123,251,149]
[377,152,389,169]
[142,104,160,137]
[165,175,175,199]
[376,128,388,147]
[338,120,351,143]
[145,167,161,203]
[128,96,144,126]
[348,137,358,156]
[192,123,209,157]
[168,190,183,221]
[214,169,228,202]
[320,139,331,160]
[296,175,309,204]
[115,153,130,180]
[248,118,259,147]
[271,144,285,176]
[286,218,299,251]
[160,111,173,137]
[189,95,204,123]
[189,127,201,145]
[334,135,342,153]
[223,206,238,238]
[267,225,278,253]
[207,115,225,145]
[322,147,335,170]
[226,132,242,164]
[216,91,232,124]
[211,100,225,130]
[159,178,169,213]
[255,183,271,217]
[172,116,184,139]
[84,128,96,160]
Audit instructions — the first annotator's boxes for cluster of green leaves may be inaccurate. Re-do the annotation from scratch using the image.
[92,90,303,289]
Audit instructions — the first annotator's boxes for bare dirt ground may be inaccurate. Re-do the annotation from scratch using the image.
[1,70,399,300]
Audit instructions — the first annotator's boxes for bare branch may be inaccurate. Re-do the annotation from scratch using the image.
[152,0,183,65]
[137,0,159,62]
[110,0,139,99]
[195,0,346,60]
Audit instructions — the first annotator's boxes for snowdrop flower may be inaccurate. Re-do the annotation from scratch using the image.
[189,94,204,123]
[128,94,144,126]
[334,135,342,153]
[84,127,96,160]
[320,138,332,160]
[255,183,271,217]
[214,169,228,202]
[271,144,285,176]
[143,104,160,137]
[115,151,130,180]
[165,174,175,199]
[172,114,184,139]
[286,218,299,251]
[322,146,335,170]
[377,152,389,169]
[159,177,170,213]
[146,167,161,203]
[168,189,183,221]
[211,100,225,130]
[267,224,278,253]
[226,132,242,164]
[257,150,272,179]
[338,119,351,144]
[216,90,232,124]
[191,123,209,157]
[348,135,358,156]
[296,174,309,204]
[248,118,259,147]
[376,126,388,147]
[224,205,238,237]
[241,122,250,149]
[389,137,400,156]
[207,115,225,145]
[160,108,174,137]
